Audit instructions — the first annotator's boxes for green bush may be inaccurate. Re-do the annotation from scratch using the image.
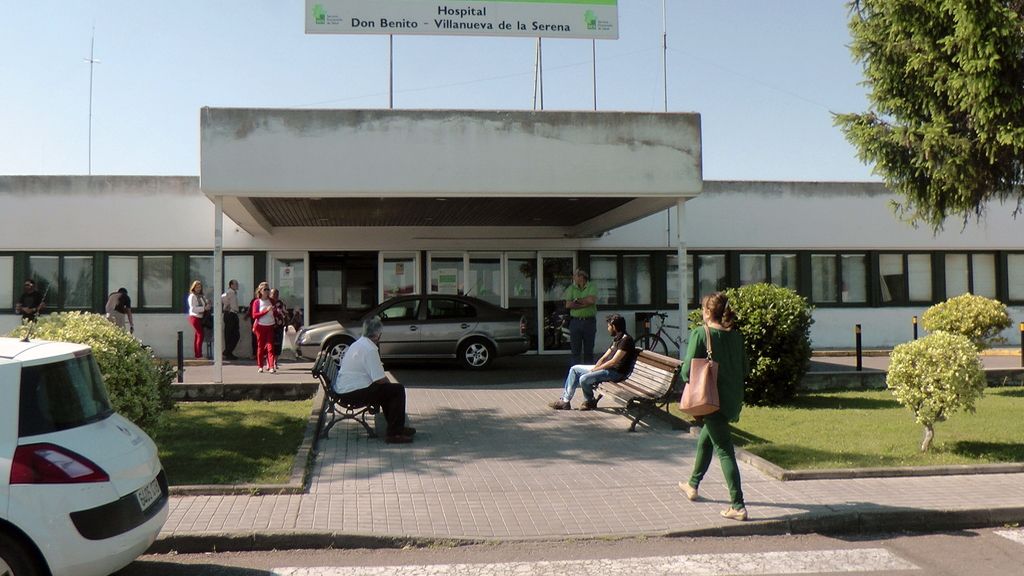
[8,312,175,434]
[921,293,1012,350]
[689,283,814,406]
[887,331,986,452]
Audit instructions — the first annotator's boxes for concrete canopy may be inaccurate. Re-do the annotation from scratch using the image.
[200,108,702,239]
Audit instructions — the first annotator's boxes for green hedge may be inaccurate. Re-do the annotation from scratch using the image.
[690,283,814,406]
[8,312,175,435]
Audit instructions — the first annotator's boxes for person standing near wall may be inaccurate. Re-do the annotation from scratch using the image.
[270,288,287,358]
[563,268,598,365]
[16,279,45,322]
[186,280,209,359]
[221,279,240,360]
[105,287,134,333]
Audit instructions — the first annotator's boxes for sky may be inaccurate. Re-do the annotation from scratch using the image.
[0,1,877,182]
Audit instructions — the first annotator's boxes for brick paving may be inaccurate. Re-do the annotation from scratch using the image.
[160,355,1024,548]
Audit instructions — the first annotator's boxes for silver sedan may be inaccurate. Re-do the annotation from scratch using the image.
[295,295,530,369]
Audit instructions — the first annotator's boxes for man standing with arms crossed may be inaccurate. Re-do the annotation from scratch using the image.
[563,268,598,365]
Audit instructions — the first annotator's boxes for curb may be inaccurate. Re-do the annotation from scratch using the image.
[150,506,1024,554]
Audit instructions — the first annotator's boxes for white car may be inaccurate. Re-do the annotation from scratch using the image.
[0,337,168,576]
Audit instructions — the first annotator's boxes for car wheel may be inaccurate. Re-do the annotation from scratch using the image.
[459,338,495,370]
[323,336,354,368]
[0,532,42,576]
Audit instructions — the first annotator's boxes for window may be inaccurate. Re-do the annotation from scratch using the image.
[188,255,213,300]
[141,256,173,308]
[739,254,766,285]
[380,299,419,321]
[0,255,13,309]
[381,253,418,299]
[770,254,799,291]
[468,254,502,306]
[28,255,94,310]
[907,254,933,301]
[225,255,255,310]
[429,253,464,295]
[590,255,617,305]
[427,298,475,319]
[697,254,727,299]
[811,253,866,304]
[945,253,996,298]
[666,254,693,305]
[622,255,652,305]
[1009,254,1024,301]
[107,257,138,304]
[740,253,798,291]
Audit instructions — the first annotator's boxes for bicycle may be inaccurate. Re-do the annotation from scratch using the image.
[638,312,684,355]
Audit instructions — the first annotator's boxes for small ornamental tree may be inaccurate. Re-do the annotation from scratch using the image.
[887,331,986,452]
[689,284,814,405]
[921,293,1012,350]
[8,312,175,435]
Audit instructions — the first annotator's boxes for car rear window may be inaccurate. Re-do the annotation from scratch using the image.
[19,354,114,437]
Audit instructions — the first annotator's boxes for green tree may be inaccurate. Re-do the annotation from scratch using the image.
[887,331,986,451]
[836,0,1024,230]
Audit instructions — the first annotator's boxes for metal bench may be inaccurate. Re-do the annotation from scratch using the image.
[597,349,682,432]
[311,348,381,439]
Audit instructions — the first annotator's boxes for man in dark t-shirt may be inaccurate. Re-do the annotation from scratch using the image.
[16,279,45,321]
[549,314,637,411]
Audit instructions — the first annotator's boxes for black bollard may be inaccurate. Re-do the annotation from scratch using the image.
[855,324,863,372]
[176,330,184,383]
[912,315,918,340]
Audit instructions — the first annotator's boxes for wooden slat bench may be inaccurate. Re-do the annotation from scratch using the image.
[597,349,683,432]
[311,348,388,439]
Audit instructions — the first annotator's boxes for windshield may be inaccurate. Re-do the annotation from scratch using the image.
[19,353,115,437]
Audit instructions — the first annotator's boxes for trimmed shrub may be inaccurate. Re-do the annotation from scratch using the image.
[887,331,986,452]
[921,293,1011,350]
[8,312,175,434]
[689,283,814,405]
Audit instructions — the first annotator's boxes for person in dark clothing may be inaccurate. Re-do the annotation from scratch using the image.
[15,279,45,322]
[549,314,636,411]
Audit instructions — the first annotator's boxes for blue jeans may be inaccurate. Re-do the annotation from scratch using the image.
[562,364,623,403]
[568,316,597,365]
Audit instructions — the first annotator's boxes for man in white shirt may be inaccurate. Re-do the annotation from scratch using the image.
[333,316,415,444]
[221,279,240,360]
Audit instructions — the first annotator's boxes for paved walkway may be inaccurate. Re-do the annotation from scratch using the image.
[157,354,1024,551]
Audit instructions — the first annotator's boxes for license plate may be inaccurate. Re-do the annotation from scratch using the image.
[135,477,162,512]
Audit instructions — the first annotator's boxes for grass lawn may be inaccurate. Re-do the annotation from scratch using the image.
[151,399,313,485]
[672,387,1024,470]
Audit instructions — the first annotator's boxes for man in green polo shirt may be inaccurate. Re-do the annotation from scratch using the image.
[563,268,598,364]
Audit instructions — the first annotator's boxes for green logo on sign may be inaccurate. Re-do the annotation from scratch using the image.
[313,4,326,25]
[584,10,596,30]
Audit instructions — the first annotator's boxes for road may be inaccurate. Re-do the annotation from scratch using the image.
[123,528,1024,575]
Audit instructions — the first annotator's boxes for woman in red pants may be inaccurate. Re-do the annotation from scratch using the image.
[250,285,277,373]
[186,280,210,359]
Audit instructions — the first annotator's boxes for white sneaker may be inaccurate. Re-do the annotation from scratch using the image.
[269,367,277,373]
[257,367,264,373]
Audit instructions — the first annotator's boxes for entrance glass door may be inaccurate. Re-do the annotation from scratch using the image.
[540,254,575,353]
[270,254,306,329]
[506,252,538,351]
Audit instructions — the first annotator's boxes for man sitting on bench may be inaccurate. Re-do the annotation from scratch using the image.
[549,314,637,411]
[333,316,416,444]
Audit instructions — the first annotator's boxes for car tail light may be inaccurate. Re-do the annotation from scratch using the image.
[10,443,110,484]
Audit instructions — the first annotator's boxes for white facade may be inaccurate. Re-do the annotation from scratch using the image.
[2,175,1021,357]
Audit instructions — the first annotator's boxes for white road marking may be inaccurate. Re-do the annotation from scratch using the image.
[995,528,1024,545]
[273,548,918,575]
